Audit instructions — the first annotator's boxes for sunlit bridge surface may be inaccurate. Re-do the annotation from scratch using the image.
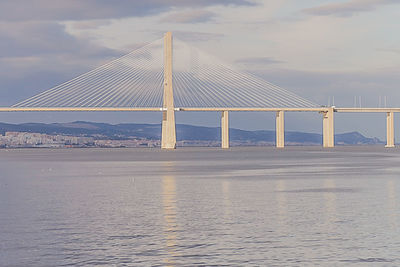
[1,147,400,266]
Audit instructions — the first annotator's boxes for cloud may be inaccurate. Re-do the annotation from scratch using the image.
[235,57,284,65]
[152,30,224,42]
[174,31,225,42]
[70,20,112,30]
[303,0,399,17]
[377,48,400,54]
[160,10,216,23]
[0,21,123,105]
[0,0,254,21]
[0,22,118,59]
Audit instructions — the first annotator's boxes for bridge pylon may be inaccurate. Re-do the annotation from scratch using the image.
[386,111,395,148]
[161,32,177,149]
[322,107,334,148]
[276,111,285,148]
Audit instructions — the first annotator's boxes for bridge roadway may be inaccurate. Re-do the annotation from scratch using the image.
[0,106,397,149]
[1,107,399,112]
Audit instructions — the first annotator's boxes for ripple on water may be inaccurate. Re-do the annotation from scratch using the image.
[1,147,400,266]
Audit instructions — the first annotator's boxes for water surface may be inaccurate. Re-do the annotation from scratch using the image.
[1,147,400,266]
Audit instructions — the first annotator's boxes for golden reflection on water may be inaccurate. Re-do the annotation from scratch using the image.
[162,162,180,266]
[323,179,337,229]
[275,180,288,232]
[386,179,397,228]
[222,180,232,219]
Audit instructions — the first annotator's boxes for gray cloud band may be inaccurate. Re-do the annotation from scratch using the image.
[303,0,398,17]
[0,0,254,21]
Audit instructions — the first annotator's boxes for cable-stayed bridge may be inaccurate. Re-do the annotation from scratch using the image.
[0,32,397,148]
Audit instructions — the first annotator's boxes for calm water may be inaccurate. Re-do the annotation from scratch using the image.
[1,146,400,266]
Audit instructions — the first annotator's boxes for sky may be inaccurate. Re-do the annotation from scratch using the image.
[0,0,399,139]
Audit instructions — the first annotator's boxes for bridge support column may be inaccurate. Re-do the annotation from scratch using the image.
[161,32,176,149]
[323,107,334,148]
[276,111,285,148]
[386,112,395,148]
[221,111,229,149]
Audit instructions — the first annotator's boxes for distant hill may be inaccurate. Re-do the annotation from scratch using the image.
[0,121,383,145]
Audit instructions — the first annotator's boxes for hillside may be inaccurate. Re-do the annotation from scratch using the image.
[0,121,383,145]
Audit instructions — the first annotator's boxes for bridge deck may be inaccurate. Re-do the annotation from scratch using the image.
[335,108,400,113]
[0,107,330,112]
[0,107,162,112]
[1,107,400,113]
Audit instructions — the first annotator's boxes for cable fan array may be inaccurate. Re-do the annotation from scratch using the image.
[13,36,318,109]
[13,39,164,108]
[172,38,317,108]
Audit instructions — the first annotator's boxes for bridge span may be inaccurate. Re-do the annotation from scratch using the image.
[0,106,396,149]
[0,32,396,149]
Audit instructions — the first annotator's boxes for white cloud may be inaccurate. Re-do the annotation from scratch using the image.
[235,57,284,66]
[303,0,399,17]
[160,10,216,23]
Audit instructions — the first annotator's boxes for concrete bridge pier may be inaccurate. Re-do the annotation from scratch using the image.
[161,32,176,149]
[386,111,395,148]
[221,111,229,149]
[323,107,334,148]
[276,111,284,148]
